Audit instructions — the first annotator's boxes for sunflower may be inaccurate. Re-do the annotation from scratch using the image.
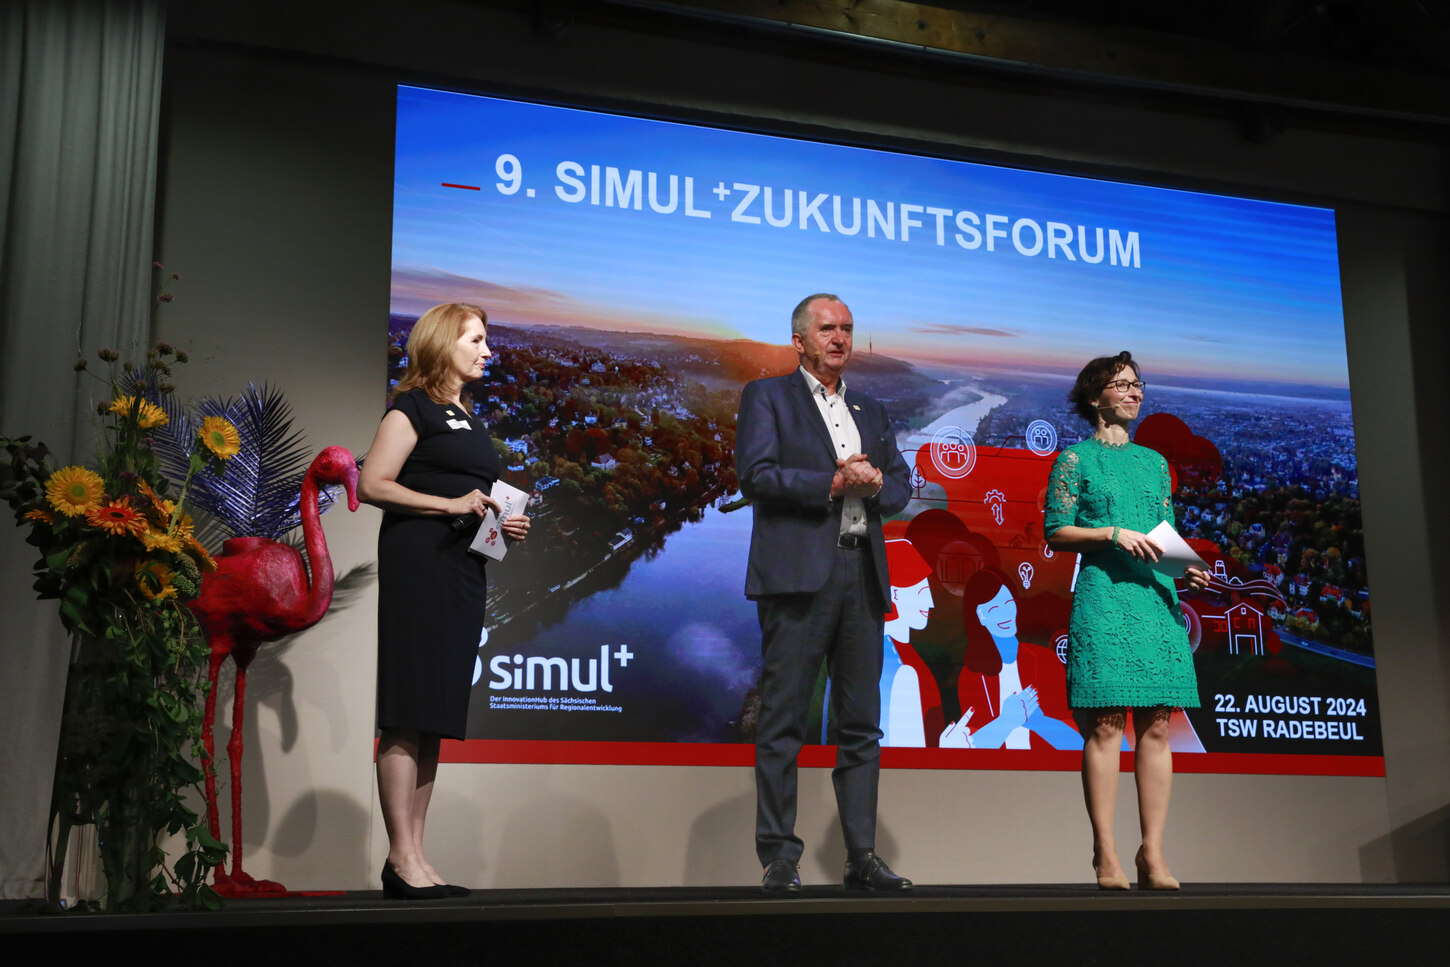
[108,394,168,429]
[136,491,199,554]
[23,507,54,526]
[85,498,148,538]
[170,505,196,539]
[135,399,168,429]
[135,559,178,602]
[198,417,241,460]
[140,525,185,554]
[182,532,217,572]
[45,466,105,517]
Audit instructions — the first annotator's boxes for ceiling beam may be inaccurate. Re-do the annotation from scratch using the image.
[602,0,1450,125]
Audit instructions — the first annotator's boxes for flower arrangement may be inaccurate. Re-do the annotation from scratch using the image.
[0,342,239,912]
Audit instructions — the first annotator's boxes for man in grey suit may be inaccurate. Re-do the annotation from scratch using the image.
[736,293,913,893]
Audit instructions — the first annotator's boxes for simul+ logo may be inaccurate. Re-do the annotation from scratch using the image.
[488,645,635,693]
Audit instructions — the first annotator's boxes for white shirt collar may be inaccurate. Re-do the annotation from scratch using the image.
[799,365,846,399]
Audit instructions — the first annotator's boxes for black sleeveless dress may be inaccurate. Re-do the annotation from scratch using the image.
[376,388,502,738]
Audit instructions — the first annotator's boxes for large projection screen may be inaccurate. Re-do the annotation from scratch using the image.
[389,84,1382,777]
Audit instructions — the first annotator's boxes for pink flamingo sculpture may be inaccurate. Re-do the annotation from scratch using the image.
[189,445,360,895]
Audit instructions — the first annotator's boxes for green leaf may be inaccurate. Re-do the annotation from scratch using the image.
[193,824,226,851]
[58,600,94,636]
[174,852,196,881]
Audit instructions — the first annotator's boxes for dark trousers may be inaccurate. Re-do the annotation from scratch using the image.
[754,545,884,866]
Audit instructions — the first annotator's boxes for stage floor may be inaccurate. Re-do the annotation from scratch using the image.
[7,883,1450,964]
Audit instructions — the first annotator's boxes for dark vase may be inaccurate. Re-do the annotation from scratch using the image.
[46,632,161,912]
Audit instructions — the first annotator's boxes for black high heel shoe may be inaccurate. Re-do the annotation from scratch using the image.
[381,861,449,900]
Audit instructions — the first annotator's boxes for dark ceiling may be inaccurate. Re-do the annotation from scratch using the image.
[933,0,1450,74]
[515,0,1450,135]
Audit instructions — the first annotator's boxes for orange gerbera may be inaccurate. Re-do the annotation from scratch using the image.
[85,498,148,538]
[45,466,105,517]
[135,559,178,602]
[136,478,163,505]
[199,417,241,460]
[23,507,54,526]
[133,480,171,525]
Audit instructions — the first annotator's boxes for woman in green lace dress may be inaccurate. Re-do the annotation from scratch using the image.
[1044,351,1209,891]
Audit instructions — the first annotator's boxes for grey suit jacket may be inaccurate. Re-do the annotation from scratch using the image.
[735,370,911,602]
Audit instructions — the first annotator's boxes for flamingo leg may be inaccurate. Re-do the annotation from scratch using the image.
[227,662,247,880]
[215,657,286,895]
[201,648,229,844]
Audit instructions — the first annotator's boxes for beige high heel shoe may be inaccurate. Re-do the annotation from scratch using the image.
[1094,851,1129,890]
[1135,846,1180,890]
[1096,869,1130,890]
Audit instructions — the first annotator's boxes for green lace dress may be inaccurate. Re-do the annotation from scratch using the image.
[1043,438,1199,709]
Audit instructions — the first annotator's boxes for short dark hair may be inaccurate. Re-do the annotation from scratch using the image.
[790,293,840,338]
[1068,351,1139,425]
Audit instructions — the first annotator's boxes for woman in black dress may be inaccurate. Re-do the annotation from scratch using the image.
[359,302,530,899]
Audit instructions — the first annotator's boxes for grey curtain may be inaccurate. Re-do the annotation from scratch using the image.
[0,0,164,899]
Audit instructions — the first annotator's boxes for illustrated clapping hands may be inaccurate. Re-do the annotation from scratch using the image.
[963,686,1044,750]
[1004,686,1042,730]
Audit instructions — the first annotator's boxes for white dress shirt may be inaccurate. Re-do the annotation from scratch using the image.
[799,366,867,538]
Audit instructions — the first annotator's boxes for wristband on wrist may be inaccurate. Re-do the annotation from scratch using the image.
[1110,525,1121,547]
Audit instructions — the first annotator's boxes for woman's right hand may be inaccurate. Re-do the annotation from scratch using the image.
[444,489,501,519]
[1114,527,1163,562]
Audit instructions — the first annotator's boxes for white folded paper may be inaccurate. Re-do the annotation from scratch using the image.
[468,479,531,561]
[1145,520,1207,579]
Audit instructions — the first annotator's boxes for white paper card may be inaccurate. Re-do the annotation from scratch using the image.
[468,480,530,561]
[1145,520,1207,579]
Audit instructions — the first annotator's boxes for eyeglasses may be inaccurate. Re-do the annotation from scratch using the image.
[1103,380,1146,393]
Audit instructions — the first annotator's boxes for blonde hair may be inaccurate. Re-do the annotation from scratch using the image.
[392,302,487,403]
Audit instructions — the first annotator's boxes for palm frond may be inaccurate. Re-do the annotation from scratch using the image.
[162,383,338,541]
[127,375,195,499]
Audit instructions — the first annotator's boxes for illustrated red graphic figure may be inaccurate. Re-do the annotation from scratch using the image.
[189,446,360,895]
[879,537,944,746]
[953,566,1082,751]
